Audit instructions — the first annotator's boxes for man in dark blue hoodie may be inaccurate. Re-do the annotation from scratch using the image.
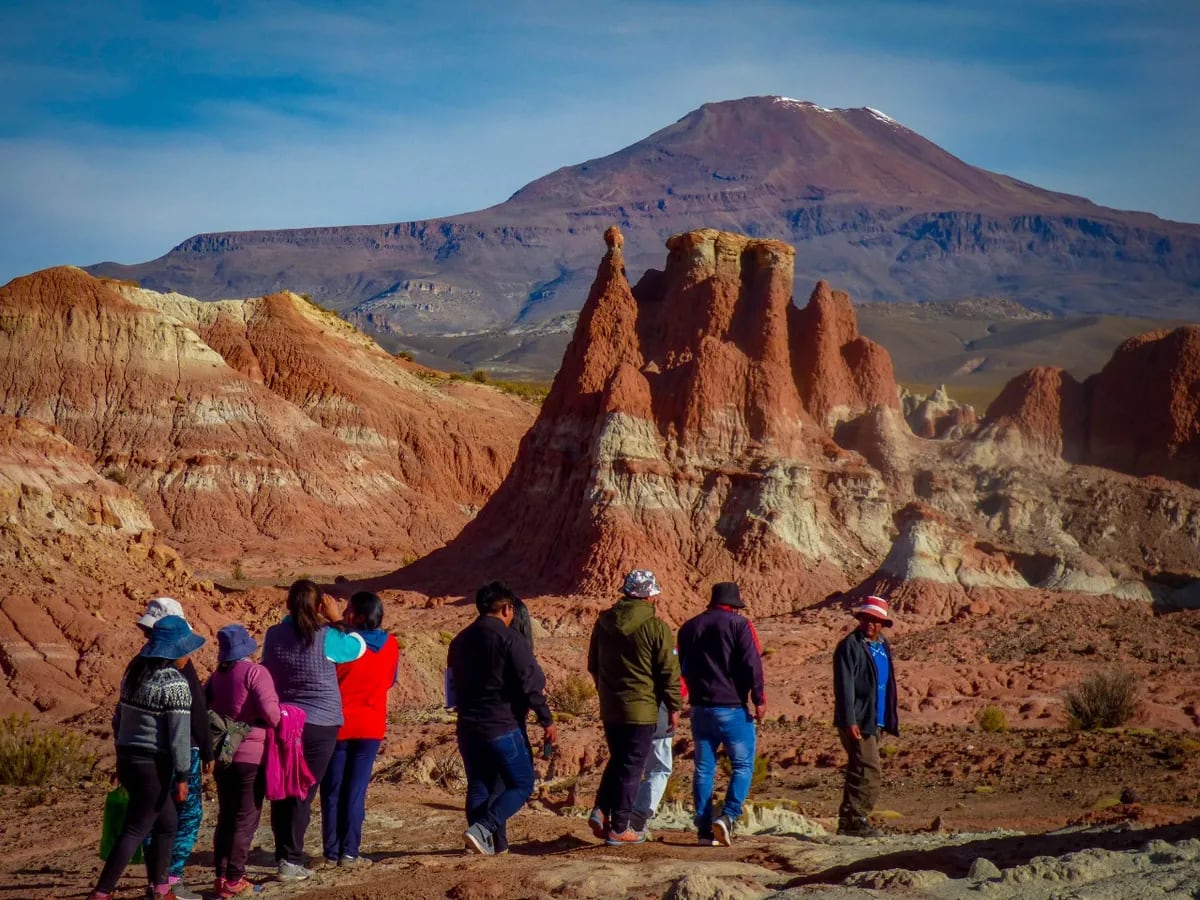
[677,582,765,847]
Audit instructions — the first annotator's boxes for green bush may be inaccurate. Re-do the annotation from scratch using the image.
[718,752,769,793]
[977,705,1008,733]
[0,714,97,786]
[547,674,597,717]
[1065,669,1140,730]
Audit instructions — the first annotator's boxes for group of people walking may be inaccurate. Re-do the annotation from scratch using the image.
[90,581,399,900]
[92,569,899,896]
[447,568,899,853]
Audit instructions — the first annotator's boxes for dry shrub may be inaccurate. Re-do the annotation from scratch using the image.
[1064,669,1140,730]
[0,714,97,786]
[425,746,466,790]
[977,705,1008,733]
[547,674,597,717]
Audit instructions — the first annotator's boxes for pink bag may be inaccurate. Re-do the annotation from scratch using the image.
[265,703,316,801]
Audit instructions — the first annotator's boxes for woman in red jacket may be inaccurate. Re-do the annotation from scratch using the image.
[319,592,400,866]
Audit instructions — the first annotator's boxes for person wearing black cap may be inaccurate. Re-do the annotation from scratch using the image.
[677,582,765,847]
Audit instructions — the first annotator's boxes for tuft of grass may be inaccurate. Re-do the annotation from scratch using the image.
[718,752,769,793]
[0,715,97,786]
[547,674,597,717]
[1064,669,1140,730]
[231,559,245,582]
[977,705,1008,733]
[102,466,129,487]
[880,743,900,757]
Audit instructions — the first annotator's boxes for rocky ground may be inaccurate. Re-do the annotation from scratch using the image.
[4,589,1200,900]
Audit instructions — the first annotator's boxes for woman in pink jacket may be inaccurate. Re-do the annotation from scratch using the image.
[205,624,281,899]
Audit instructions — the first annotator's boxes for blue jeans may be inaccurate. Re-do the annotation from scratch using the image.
[691,706,756,829]
[320,738,382,860]
[457,728,535,846]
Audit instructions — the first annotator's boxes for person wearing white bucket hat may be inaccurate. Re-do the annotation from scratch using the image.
[832,595,899,837]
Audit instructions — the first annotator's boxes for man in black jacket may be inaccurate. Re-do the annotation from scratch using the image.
[832,595,899,837]
[448,590,556,855]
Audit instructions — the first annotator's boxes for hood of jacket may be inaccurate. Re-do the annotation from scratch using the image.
[601,597,657,636]
[354,628,391,653]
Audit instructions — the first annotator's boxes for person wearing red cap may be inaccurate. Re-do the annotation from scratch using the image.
[832,595,899,837]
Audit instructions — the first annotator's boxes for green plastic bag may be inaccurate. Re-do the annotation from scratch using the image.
[99,785,143,863]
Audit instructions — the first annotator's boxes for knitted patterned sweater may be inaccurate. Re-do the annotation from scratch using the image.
[113,665,194,782]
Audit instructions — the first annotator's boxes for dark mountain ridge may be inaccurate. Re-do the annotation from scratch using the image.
[88,96,1200,333]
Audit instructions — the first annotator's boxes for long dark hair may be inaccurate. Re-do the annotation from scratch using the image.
[121,654,171,697]
[287,579,324,645]
[349,591,384,630]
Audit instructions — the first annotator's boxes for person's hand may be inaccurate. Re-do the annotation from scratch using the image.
[846,725,863,741]
[173,782,189,803]
[754,704,766,723]
[202,760,215,778]
[320,593,342,624]
[668,709,680,732]
[543,723,558,745]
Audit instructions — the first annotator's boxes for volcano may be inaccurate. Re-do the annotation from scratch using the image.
[88,97,1200,337]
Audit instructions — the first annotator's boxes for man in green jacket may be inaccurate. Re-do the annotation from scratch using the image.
[587,569,682,845]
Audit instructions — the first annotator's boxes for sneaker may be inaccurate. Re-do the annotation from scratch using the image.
[169,882,201,900]
[697,831,718,846]
[464,822,495,855]
[219,878,255,898]
[837,816,883,838]
[587,807,607,840]
[277,861,313,881]
[713,814,734,846]
[338,855,373,868]
[604,827,646,845]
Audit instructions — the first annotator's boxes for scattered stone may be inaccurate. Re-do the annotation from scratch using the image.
[969,857,1003,880]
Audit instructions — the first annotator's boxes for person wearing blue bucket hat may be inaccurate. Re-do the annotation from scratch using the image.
[135,600,214,900]
[207,623,281,898]
[89,616,205,900]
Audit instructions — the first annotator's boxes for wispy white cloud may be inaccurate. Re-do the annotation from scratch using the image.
[0,0,1196,283]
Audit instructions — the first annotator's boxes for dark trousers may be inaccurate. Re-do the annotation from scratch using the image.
[320,738,382,861]
[270,723,339,865]
[96,753,178,893]
[595,722,655,832]
[213,761,265,881]
[838,730,881,820]
[458,728,535,849]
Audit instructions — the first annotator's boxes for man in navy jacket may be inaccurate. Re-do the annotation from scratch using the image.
[677,582,765,846]
[833,595,899,837]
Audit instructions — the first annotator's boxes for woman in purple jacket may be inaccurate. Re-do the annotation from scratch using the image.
[206,624,281,898]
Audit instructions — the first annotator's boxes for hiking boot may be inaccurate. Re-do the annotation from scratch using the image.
[219,878,255,898]
[464,822,495,855]
[277,861,313,881]
[605,827,646,845]
[837,816,883,837]
[338,855,373,868]
[587,807,607,839]
[713,814,734,846]
[169,881,201,900]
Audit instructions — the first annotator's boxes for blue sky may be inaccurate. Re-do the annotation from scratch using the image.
[1,0,1197,284]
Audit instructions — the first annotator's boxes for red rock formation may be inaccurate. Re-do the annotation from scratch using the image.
[0,268,535,572]
[791,281,900,430]
[0,416,221,717]
[985,366,1088,458]
[357,230,898,618]
[1087,327,1200,485]
[985,327,1200,486]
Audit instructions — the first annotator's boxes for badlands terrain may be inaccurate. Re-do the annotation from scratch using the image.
[1,228,1199,898]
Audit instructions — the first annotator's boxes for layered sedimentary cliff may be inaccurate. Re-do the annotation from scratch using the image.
[0,268,535,572]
